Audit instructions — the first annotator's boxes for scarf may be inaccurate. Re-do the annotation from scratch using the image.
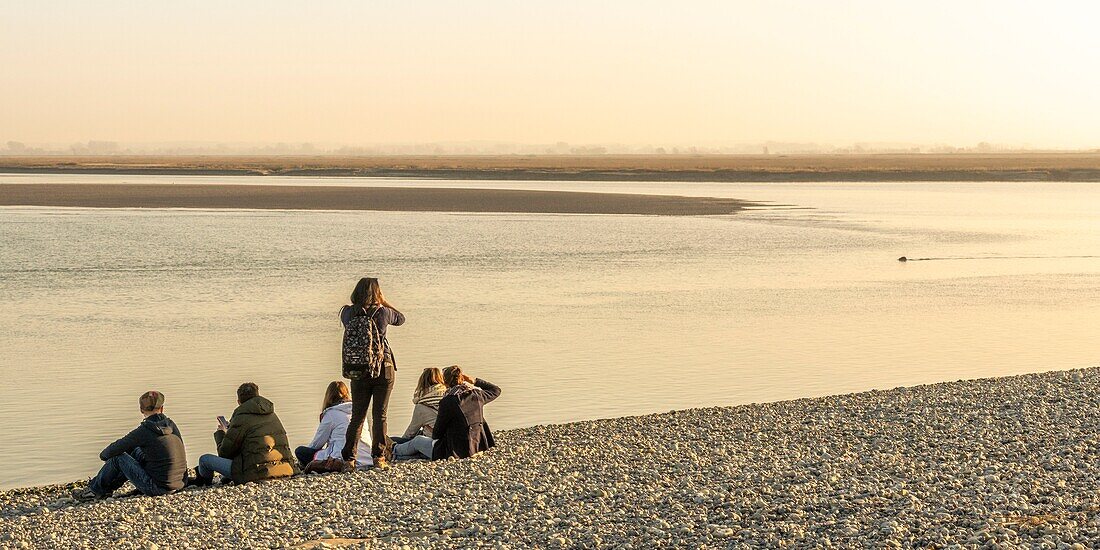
[444,382,476,398]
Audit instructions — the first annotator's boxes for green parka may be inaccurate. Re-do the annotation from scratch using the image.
[213,396,300,483]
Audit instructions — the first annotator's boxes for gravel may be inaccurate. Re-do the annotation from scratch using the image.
[3,367,1100,548]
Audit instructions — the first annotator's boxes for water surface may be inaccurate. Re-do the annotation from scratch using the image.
[1,176,1098,489]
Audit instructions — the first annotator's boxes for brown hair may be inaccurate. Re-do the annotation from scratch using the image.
[237,382,259,404]
[442,365,473,388]
[413,368,444,400]
[340,277,386,319]
[139,391,164,412]
[322,381,351,413]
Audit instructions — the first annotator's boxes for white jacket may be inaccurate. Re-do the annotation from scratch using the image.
[306,401,372,467]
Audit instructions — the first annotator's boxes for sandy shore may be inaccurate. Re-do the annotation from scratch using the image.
[0,184,751,215]
[3,153,1100,181]
[3,368,1100,548]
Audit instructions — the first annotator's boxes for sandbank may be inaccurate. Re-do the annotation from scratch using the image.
[0,183,750,216]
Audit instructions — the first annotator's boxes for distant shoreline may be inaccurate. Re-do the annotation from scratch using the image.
[0,183,750,216]
[3,153,1100,181]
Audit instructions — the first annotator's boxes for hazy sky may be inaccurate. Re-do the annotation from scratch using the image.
[2,1,1099,148]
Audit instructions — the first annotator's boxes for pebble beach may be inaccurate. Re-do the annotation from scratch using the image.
[3,367,1100,549]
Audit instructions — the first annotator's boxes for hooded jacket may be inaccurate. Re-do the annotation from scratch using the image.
[305,401,372,466]
[213,396,300,483]
[432,378,501,460]
[99,413,187,492]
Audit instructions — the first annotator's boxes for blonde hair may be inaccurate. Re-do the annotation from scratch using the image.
[413,368,444,400]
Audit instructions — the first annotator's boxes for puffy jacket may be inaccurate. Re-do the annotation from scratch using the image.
[305,401,371,466]
[213,396,299,483]
[100,413,187,492]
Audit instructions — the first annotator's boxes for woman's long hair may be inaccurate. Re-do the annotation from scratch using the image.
[339,277,385,319]
[413,367,445,401]
[321,381,351,419]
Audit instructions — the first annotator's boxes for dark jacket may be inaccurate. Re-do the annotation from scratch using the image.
[432,378,501,460]
[100,413,187,492]
[340,305,405,337]
[213,396,299,483]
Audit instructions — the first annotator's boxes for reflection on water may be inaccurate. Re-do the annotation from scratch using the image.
[1,179,1098,489]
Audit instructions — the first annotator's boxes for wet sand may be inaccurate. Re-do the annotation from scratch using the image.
[0,183,750,215]
[3,153,1100,181]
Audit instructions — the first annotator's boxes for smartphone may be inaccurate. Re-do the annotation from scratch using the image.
[217,415,229,430]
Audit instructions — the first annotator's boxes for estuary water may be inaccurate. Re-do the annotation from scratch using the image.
[1,175,1099,488]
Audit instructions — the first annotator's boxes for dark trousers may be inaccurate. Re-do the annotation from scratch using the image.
[89,448,168,497]
[343,374,394,459]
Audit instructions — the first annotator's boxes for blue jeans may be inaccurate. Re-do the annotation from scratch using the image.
[89,448,169,497]
[295,446,321,467]
[197,454,233,480]
[394,435,435,459]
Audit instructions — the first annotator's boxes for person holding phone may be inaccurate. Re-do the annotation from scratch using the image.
[191,382,299,485]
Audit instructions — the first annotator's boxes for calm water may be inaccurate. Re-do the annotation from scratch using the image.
[2,176,1099,489]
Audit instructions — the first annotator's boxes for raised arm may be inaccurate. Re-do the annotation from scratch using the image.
[473,378,501,404]
[215,422,244,459]
[386,306,405,327]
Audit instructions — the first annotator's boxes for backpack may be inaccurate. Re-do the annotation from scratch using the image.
[342,306,387,380]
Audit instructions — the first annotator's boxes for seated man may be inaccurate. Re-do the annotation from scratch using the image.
[394,365,500,460]
[73,391,187,500]
[192,382,299,485]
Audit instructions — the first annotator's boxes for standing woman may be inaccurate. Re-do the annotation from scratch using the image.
[340,277,405,469]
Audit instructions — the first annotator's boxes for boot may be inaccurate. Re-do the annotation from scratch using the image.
[184,468,212,487]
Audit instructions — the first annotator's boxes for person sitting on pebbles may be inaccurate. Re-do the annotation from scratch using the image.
[394,367,447,445]
[73,391,187,501]
[393,365,501,460]
[294,381,372,472]
[189,382,299,485]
